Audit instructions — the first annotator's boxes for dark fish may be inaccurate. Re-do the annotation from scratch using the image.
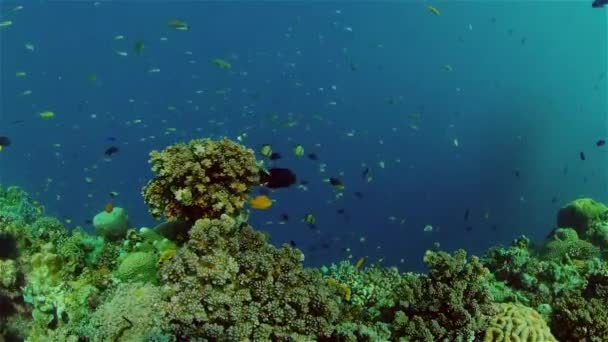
[337,208,345,214]
[269,152,282,160]
[300,180,309,185]
[551,196,558,204]
[329,177,344,189]
[491,224,498,231]
[84,219,93,225]
[580,151,586,161]
[593,0,608,7]
[307,153,319,161]
[289,240,297,247]
[0,136,12,148]
[361,167,370,179]
[464,209,469,221]
[513,170,520,178]
[280,213,289,221]
[107,136,117,142]
[354,191,364,199]
[260,168,297,189]
[465,226,473,232]
[9,120,25,125]
[597,139,606,147]
[104,146,119,156]
[350,62,358,71]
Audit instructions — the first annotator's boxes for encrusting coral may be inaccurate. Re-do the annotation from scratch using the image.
[142,137,260,222]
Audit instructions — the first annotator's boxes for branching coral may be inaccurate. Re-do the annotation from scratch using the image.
[159,215,341,340]
[388,250,496,341]
[142,138,260,222]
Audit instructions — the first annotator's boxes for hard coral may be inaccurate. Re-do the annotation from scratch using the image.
[142,138,260,222]
[159,215,341,340]
[389,250,496,341]
[557,198,607,238]
[483,303,556,342]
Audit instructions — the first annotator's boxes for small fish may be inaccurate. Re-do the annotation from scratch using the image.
[104,146,119,156]
[0,136,11,152]
[260,168,297,189]
[580,151,586,161]
[105,202,113,213]
[212,58,232,69]
[328,177,345,190]
[269,152,282,161]
[9,120,24,125]
[337,208,346,214]
[593,0,608,8]
[513,170,520,178]
[551,196,558,204]
[168,19,189,30]
[596,139,605,147]
[39,111,55,119]
[280,213,289,221]
[427,5,441,16]
[293,144,304,157]
[260,144,272,158]
[307,153,319,161]
[465,226,473,232]
[304,213,316,227]
[134,41,145,54]
[361,167,370,179]
[250,195,273,210]
[354,191,364,199]
[0,21,13,28]
[109,191,120,197]
[289,240,297,247]
[463,209,469,221]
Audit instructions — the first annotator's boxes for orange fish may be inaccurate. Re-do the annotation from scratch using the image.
[105,202,114,213]
[249,195,273,210]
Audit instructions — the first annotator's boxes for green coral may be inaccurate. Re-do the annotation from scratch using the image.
[542,228,600,261]
[389,250,496,341]
[142,138,260,222]
[115,251,158,284]
[83,282,165,341]
[483,302,556,341]
[557,198,607,238]
[159,215,341,340]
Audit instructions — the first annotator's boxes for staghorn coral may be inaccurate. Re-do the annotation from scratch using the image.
[388,249,496,341]
[159,215,341,340]
[142,138,260,222]
[483,302,556,341]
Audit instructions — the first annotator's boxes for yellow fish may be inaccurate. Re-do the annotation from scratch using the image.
[427,5,441,16]
[249,195,273,210]
[39,111,55,119]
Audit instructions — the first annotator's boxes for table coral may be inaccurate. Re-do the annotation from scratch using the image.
[142,138,260,222]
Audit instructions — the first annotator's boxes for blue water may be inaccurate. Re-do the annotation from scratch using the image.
[0,1,606,271]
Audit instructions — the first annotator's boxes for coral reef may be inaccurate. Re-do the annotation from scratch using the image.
[142,138,260,222]
[4,137,608,341]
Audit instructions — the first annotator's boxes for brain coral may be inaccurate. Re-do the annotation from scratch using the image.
[142,138,260,222]
[483,303,556,342]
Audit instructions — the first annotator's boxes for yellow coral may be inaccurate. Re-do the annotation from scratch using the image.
[157,249,177,268]
[484,303,557,342]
